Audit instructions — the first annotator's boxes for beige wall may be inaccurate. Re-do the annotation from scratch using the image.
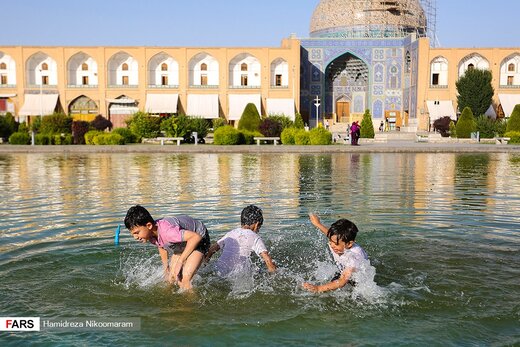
[0,37,300,120]
[416,37,520,130]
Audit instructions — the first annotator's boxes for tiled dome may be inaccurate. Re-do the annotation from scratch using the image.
[310,0,427,38]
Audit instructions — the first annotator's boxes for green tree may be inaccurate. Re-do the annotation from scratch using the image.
[237,103,261,131]
[39,113,73,134]
[128,111,161,139]
[455,107,477,138]
[456,68,494,117]
[506,104,520,133]
[360,109,375,138]
[0,113,18,138]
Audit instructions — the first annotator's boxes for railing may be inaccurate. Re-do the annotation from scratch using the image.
[66,84,99,88]
[189,85,219,89]
[0,84,16,89]
[107,84,139,88]
[229,85,261,89]
[147,84,179,89]
[429,84,448,89]
[270,85,289,89]
[26,84,58,89]
[499,84,520,89]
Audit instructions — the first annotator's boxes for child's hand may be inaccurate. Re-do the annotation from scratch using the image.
[303,282,319,293]
[309,213,321,227]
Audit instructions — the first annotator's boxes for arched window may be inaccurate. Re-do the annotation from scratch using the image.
[468,63,475,70]
[82,63,88,71]
[161,63,168,71]
[241,63,248,71]
[0,63,6,70]
[41,63,48,70]
[508,63,515,72]
[200,63,208,71]
[405,51,411,73]
[122,63,129,71]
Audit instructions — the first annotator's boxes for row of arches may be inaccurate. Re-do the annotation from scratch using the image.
[430,53,520,87]
[0,51,289,88]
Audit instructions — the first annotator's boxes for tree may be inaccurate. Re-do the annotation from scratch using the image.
[237,103,261,131]
[456,69,494,117]
[90,115,112,131]
[360,109,375,138]
[506,104,520,133]
[455,107,476,138]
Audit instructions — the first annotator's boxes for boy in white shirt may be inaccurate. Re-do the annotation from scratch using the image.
[303,213,369,293]
[205,205,276,276]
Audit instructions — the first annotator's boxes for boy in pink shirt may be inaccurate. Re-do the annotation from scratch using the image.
[124,205,210,290]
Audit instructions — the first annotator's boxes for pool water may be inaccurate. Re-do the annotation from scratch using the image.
[0,153,519,345]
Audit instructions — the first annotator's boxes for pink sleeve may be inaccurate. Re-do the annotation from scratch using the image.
[157,219,183,244]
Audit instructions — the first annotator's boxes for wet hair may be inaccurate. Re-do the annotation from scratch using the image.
[241,205,263,227]
[124,205,154,230]
[327,218,358,244]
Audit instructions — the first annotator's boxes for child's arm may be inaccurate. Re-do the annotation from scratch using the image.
[171,230,202,281]
[204,242,220,262]
[309,213,329,235]
[302,267,354,293]
[158,247,171,282]
[260,251,276,272]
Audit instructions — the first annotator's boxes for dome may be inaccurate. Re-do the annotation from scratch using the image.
[310,0,427,38]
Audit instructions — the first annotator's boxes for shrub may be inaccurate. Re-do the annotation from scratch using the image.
[268,115,294,130]
[294,113,305,129]
[449,121,457,138]
[506,104,520,133]
[505,131,520,144]
[214,125,241,145]
[72,120,90,144]
[52,134,73,145]
[360,109,375,138]
[0,113,18,138]
[309,127,332,145]
[238,103,261,132]
[93,133,124,145]
[240,129,263,145]
[259,117,283,137]
[129,111,161,139]
[189,117,210,139]
[30,116,42,133]
[90,115,112,131]
[212,118,227,131]
[433,116,452,137]
[112,128,136,144]
[39,113,73,135]
[281,127,297,145]
[35,133,53,145]
[84,130,104,145]
[18,122,29,133]
[8,132,30,145]
[455,107,476,138]
[495,119,507,137]
[475,115,497,139]
[160,114,191,139]
[294,129,311,145]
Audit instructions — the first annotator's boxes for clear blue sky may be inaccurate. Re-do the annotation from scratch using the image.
[2,0,520,48]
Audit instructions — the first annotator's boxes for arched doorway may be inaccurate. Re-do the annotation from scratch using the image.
[69,95,98,121]
[325,52,368,125]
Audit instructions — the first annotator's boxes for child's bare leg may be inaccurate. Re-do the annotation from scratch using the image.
[168,254,181,284]
[178,251,204,290]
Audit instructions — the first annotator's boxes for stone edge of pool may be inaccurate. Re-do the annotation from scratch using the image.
[1,143,520,154]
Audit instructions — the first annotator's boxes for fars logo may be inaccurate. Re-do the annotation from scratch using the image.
[0,317,40,331]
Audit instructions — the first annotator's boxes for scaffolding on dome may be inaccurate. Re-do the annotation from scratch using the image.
[420,0,439,47]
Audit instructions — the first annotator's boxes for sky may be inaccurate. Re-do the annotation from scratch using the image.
[2,0,520,48]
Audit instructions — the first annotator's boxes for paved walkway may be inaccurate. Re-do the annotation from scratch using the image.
[1,142,519,154]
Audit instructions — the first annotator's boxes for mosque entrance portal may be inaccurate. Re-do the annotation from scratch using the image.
[325,52,368,124]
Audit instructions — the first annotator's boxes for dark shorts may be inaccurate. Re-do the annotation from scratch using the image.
[170,232,211,255]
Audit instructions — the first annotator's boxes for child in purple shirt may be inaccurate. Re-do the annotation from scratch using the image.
[124,205,210,290]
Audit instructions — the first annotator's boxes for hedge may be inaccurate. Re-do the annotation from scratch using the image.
[9,132,30,145]
[214,125,241,145]
[309,127,332,145]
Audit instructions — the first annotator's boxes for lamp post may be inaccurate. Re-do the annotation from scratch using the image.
[314,95,320,128]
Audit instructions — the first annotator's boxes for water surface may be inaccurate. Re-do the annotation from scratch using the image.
[0,153,519,346]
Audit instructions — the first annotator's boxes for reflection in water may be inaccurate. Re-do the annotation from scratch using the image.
[0,153,520,346]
